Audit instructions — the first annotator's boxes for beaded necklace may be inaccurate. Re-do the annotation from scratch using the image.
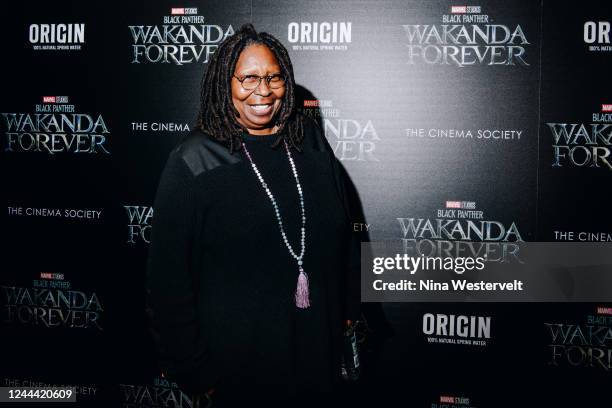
[241,138,310,308]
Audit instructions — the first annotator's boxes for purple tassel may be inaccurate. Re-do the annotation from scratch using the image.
[295,268,310,308]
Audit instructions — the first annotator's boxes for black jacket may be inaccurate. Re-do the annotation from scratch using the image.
[145,118,362,398]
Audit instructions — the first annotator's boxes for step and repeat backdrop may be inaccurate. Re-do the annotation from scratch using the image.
[1,0,611,406]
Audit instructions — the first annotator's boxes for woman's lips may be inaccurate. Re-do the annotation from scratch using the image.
[248,103,274,116]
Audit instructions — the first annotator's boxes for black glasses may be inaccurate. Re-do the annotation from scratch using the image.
[233,73,286,90]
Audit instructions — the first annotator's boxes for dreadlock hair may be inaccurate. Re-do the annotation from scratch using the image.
[196,23,304,153]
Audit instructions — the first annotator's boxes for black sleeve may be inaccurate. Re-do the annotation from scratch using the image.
[145,149,221,395]
[308,120,363,322]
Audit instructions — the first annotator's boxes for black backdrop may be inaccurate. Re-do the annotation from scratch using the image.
[1,1,611,407]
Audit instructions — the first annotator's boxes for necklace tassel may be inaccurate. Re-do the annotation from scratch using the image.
[295,268,310,308]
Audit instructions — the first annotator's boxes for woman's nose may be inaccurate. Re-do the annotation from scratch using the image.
[255,78,272,95]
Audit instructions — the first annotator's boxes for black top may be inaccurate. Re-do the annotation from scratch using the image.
[145,118,361,404]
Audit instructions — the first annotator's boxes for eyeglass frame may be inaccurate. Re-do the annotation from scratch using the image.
[232,73,286,91]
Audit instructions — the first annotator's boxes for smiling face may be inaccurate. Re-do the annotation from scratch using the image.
[231,44,286,135]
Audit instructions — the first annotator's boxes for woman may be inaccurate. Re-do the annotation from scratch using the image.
[146,23,362,407]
